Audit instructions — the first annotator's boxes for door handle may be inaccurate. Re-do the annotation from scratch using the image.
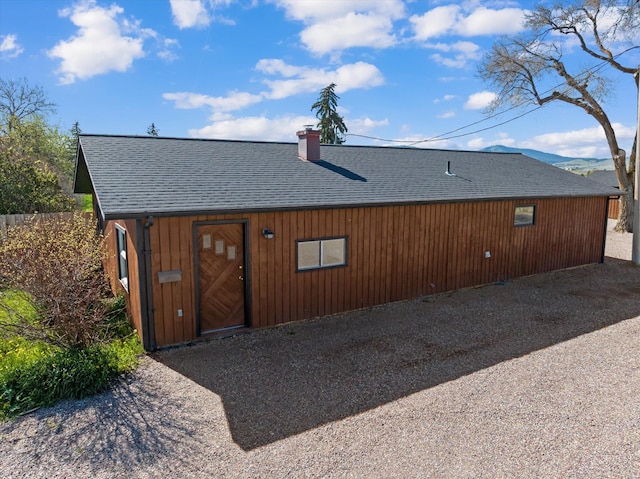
[239,276,244,280]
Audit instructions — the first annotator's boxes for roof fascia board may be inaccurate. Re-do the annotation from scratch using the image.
[102,193,615,221]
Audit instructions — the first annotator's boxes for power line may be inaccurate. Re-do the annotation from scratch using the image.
[346,49,637,147]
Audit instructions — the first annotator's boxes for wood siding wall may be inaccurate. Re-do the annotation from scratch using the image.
[103,220,143,339]
[107,196,608,348]
[608,197,620,220]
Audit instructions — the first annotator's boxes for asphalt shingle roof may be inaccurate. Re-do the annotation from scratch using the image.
[75,134,619,220]
[586,169,620,189]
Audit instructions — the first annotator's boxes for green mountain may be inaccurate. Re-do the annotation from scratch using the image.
[481,145,613,171]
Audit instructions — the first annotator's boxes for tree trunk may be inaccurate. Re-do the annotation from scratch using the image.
[615,184,634,233]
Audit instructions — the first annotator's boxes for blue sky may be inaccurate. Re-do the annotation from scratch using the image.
[1,0,638,159]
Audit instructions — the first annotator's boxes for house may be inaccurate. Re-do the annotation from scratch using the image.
[587,170,621,219]
[74,130,618,350]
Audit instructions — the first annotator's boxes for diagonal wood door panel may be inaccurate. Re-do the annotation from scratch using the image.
[197,223,245,333]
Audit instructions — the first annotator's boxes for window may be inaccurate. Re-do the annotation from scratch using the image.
[297,237,347,271]
[514,205,536,227]
[115,224,129,291]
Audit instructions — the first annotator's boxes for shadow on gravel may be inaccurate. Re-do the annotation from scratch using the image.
[157,259,640,451]
[0,372,205,476]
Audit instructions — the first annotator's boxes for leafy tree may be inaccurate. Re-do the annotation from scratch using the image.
[0,77,56,133]
[147,122,159,136]
[0,79,77,211]
[1,116,76,214]
[0,137,75,214]
[311,83,348,144]
[9,116,75,179]
[478,0,639,232]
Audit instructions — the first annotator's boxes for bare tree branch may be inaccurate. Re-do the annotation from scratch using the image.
[478,0,639,232]
[0,78,57,131]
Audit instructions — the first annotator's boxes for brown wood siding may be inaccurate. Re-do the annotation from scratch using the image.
[105,196,607,348]
[608,197,620,219]
[102,220,143,341]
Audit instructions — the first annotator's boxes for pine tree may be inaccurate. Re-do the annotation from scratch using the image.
[311,83,347,144]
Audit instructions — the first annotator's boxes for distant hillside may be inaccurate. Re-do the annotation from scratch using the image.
[481,145,614,172]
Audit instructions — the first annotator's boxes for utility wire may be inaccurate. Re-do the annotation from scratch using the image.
[346,48,637,146]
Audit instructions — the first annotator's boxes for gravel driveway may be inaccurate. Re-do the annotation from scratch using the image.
[1,226,639,478]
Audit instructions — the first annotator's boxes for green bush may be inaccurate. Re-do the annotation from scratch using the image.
[0,215,145,419]
[0,292,143,419]
[78,194,93,213]
[0,335,142,419]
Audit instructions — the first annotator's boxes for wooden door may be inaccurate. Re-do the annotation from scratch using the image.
[196,223,246,334]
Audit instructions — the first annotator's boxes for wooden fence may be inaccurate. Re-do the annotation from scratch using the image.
[0,212,92,238]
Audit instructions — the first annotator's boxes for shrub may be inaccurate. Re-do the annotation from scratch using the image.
[0,213,111,348]
[0,335,142,419]
[0,290,143,419]
[0,216,144,419]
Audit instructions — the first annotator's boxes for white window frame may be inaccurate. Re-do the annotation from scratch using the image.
[115,224,129,291]
[296,237,347,271]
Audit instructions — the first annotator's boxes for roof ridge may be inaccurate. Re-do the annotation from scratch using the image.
[77,133,528,156]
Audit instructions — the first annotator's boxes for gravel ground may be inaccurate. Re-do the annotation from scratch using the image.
[1,226,639,478]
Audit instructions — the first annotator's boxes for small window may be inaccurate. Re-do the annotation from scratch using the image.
[514,205,535,227]
[297,237,347,271]
[115,224,129,291]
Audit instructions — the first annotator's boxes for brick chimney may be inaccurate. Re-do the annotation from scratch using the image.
[296,126,321,161]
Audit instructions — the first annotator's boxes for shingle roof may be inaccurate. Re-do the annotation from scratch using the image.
[74,134,619,220]
[586,170,619,189]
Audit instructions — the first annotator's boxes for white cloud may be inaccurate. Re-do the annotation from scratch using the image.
[163,90,263,112]
[183,94,389,143]
[158,38,180,62]
[273,0,405,22]
[388,135,457,149]
[300,13,397,55]
[165,58,386,140]
[464,91,497,110]
[258,60,384,99]
[521,123,635,158]
[433,94,456,104]
[410,4,526,68]
[437,111,456,119]
[170,0,211,29]
[467,134,515,150]
[348,117,389,135]
[466,137,488,149]
[0,34,24,59]
[467,123,635,158]
[272,0,405,55]
[456,7,526,36]
[48,1,147,84]
[254,58,303,77]
[164,60,384,118]
[427,41,481,68]
[410,5,526,40]
[189,115,316,141]
[410,5,460,41]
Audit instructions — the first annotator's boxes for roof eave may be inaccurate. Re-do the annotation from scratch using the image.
[100,192,615,221]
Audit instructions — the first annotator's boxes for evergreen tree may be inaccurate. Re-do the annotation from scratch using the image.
[311,83,347,144]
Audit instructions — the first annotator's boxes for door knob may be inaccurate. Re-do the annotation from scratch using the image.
[239,275,244,280]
